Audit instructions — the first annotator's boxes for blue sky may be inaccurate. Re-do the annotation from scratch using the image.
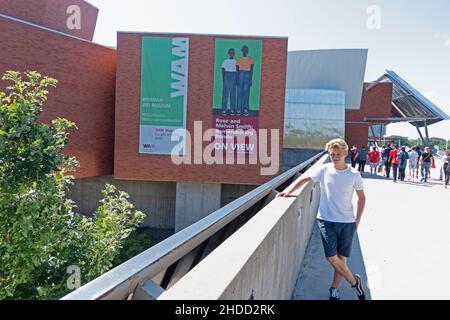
[88,0,450,140]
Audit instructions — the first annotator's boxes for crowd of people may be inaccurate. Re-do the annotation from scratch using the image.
[350,144,450,187]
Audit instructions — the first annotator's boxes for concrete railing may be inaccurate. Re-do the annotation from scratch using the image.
[61,152,326,300]
[158,154,328,300]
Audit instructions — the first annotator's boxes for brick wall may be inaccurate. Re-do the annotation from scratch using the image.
[0,15,116,178]
[345,82,393,148]
[115,33,288,185]
[0,0,98,41]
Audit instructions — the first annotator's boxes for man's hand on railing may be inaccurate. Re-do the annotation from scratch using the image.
[277,177,312,198]
[277,192,292,198]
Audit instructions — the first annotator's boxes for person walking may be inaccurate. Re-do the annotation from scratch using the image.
[389,144,400,183]
[357,146,368,173]
[408,146,419,180]
[278,138,366,301]
[443,150,450,188]
[383,144,392,178]
[398,146,409,182]
[368,146,380,175]
[419,147,434,183]
[350,146,358,168]
[415,146,422,179]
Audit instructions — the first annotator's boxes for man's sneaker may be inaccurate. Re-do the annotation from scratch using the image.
[329,287,340,300]
[352,274,366,300]
[222,110,227,116]
[230,110,236,116]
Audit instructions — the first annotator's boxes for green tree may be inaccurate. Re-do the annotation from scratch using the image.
[388,135,410,147]
[429,137,447,150]
[0,71,146,299]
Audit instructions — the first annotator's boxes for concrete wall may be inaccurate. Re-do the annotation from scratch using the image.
[282,148,323,172]
[69,178,259,231]
[68,176,176,229]
[221,184,258,207]
[158,155,327,300]
[175,182,222,232]
[0,14,116,179]
[0,0,98,41]
[174,182,258,232]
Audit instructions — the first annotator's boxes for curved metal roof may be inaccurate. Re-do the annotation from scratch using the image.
[366,70,449,127]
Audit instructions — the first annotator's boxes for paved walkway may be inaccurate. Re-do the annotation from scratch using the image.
[293,162,449,300]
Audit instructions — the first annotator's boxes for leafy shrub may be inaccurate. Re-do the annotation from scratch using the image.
[113,230,155,267]
[0,71,146,299]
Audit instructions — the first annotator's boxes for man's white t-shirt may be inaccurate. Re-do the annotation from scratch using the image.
[222,59,237,72]
[308,163,364,223]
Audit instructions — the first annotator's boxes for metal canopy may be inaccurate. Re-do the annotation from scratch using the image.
[366,70,449,127]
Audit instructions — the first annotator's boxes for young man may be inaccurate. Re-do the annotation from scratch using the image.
[368,146,380,175]
[278,138,366,300]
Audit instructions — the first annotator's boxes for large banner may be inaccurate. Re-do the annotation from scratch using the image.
[212,39,262,155]
[139,37,189,155]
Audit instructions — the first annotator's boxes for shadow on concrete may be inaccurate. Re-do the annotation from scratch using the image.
[360,173,388,180]
[422,179,446,186]
[397,180,433,188]
[292,223,371,300]
[360,173,441,188]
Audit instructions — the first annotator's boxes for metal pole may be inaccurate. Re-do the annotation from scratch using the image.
[379,125,383,147]
[416,126,425,146]
[370,126,377,147]
[423,120,430,146]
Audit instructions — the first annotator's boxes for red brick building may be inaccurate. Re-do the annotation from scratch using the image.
[0,0,98,41]
[345,83,393,149]
[0,1,396,231]
[0,2,115,179]
[115,32,287,185]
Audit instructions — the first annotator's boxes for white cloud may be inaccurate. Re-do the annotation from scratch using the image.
[435,32,450,47]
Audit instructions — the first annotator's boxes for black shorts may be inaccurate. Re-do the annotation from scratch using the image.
[317,219,356,258]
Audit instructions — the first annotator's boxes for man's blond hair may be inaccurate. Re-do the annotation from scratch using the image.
[325,138,349,156]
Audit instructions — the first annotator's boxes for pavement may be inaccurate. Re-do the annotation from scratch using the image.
[293,161,450,300]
